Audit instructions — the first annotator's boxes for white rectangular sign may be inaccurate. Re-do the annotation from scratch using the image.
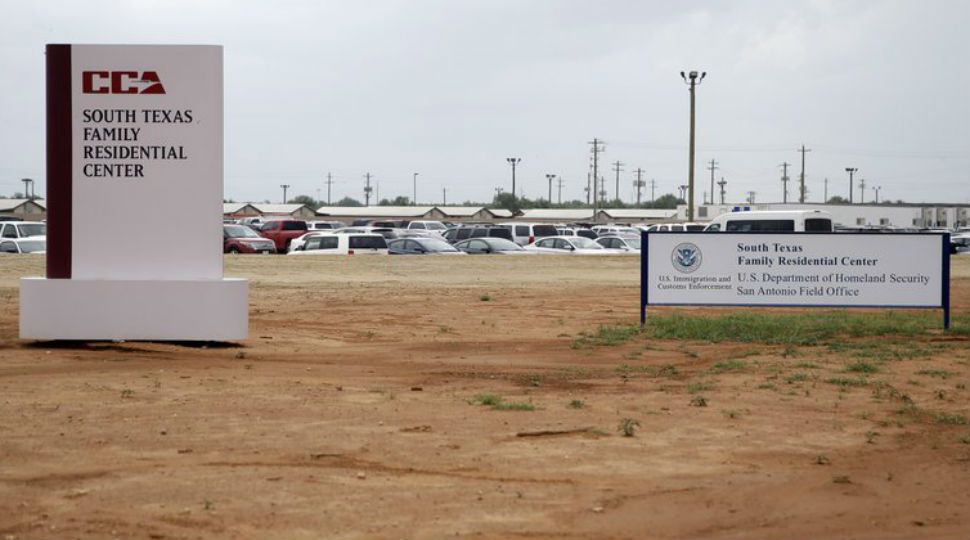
[644,233,945,307]
[70,45,223,280]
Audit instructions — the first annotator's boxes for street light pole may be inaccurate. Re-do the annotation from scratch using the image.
[413,172,418,205]
[844,168,858,204]
[680,70,706,222]
[506,158,521,200]
[280,184,290,204]
[546,174,556,203]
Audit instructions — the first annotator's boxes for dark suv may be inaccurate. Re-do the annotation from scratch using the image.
[443,225,514,244]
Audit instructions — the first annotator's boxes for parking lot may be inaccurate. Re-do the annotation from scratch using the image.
[0,255,968,539]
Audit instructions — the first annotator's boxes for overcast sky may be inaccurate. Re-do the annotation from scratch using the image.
[1,0,968,206]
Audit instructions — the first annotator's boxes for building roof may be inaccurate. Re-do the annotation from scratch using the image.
[315,206,438,217]
[437,206,485,217]
[254,203,313,215]
[598,208,677,219]
[517,208,594,220]
[0,198,45,212]
[223,202,255,214]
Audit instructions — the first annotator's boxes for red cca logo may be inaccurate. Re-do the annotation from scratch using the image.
[82,71,166,94]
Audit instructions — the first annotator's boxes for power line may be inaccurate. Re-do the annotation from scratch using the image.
[363,173,373,206]
[612,160,623,204]
[589,138,605,214]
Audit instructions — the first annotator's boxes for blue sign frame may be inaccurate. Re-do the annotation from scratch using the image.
[640,231,951,329]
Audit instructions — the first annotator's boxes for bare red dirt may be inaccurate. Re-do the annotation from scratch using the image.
[0,256,967,539]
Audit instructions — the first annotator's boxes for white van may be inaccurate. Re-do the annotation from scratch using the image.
[287,233,388,255]
[704,210,833,232]
[499,223,560,246]
[643,222,706,232]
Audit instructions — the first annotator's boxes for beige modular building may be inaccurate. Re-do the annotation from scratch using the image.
[680,202,970,228]
[0,198,46,221]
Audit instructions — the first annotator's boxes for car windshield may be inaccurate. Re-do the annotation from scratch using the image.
[625,238,641,249]
[420,239,458,252]
[20,224,46,237]
[18,240,46,252]
[571,237,602,249]
[225,225,261,238]
[486,238,523,251]
[425,222,447,230]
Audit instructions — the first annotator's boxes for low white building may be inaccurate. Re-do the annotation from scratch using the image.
[678,202,969,229]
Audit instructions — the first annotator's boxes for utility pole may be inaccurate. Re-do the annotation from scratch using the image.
[612,160,623,204]
[797,145,811,203]
[650,178,657,203]
[706,159,718,206]
[680,70,706,221]
[442,188,447,205]
[376,182,381,203]
[780,161,790,204]
[413,172,418,205]
[585,172,591,205]
[823,177,828,203]
[633,168,645,206]
[858,177,866,204]
[363,173,373,206]
[589,138,605,214]
[874,186,881,204]
[546,174,556,202]
[844,167,857,204]
[556,177,564,204]
[506,157,521,200]
[325,173,334,205]
[717,177,727,204]
[280,184,290,204]
[21,178,32,200]
[747,190,756,204]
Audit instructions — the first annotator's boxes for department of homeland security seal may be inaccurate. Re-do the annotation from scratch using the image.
[671,242,702,273]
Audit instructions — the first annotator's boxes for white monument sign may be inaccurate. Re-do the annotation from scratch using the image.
[20,44,247,340]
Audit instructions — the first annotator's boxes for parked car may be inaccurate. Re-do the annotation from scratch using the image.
[258,220,309,251]
[592,225,641,236]
[499,223,560,246]
[454,237,530,255]
[288,233,388,255]
[445,225,515,244]
[950,232,970,254]
[0,237,46,254]
[0,221,46,239]
[405,220,448,233]
[704,211,833,232]
[557,227,599,240]
[596,235,641,252]
[387,237,466,255]
[306,220,346,230]
[224,224,277,254]
[643,222,706,232]
[331,226,400,239]
[524,236,618,255]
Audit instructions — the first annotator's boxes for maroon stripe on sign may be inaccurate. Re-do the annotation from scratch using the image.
[46,44,72,279]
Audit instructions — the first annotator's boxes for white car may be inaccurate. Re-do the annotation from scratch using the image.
[0,236,46,254]
[596,235,641,253]
[288,230,332,253]
[0,221,46,240]
[592,225,641,236]
[287,233,388,256]
[524,235,621,255]
[406,220,448,234]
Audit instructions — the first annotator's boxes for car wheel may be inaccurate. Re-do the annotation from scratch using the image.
[228,246,240,254]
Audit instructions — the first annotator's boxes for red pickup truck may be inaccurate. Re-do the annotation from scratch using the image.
[259,220,309,251]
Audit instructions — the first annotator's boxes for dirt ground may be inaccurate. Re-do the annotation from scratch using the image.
[0,255,967,540]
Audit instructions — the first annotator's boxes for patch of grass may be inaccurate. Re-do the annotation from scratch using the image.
[826,376,869,388]
[785,373,809,384]
[865,430,879,444]
[959,433,970,445]
[832,475,852,484]
[645,311,941,346]
[572,325,640,349]
[845,361,879,374]
[494,401,535,411]
[781,345,800,358]
[470,393,502,406]
[615,363,679,377]
[569,399,585,409]
[793,362,822,369]
[757,383,777,391]
[686,382,713,394]
[933,412,968,425]
[618,418,640,437]
[711,360,747,374]
[722,409,742,419]
[120,389,134,399]
[690,396,708,407]
[915,369,952,379]
[479,294,492,302]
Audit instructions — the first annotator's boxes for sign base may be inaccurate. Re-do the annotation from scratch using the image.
[19,277,248,341]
